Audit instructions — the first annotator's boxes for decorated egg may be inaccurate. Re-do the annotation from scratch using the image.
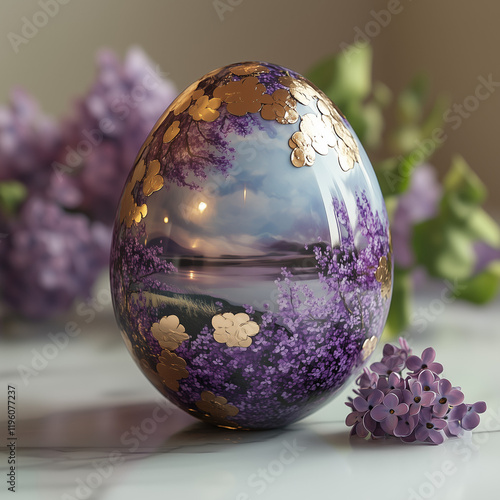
[110,61,392,429]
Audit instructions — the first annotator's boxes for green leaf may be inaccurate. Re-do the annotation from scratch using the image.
[464,209,500,247]
[306,43,373,105]
[453,261,500,304]
[412,220,476,281]
[443,155,486,205]
[0,181,27,216]
[383,267,412,339]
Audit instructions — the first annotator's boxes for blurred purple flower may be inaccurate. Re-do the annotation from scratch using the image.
[0,197,109,319]
[416,369,439,392]
[0,88,60,194]
[406,347,443,376]
[57,47,177,224]
[391,164,441,268]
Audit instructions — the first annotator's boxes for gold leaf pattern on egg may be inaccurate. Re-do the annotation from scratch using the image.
[156,350,189,391]
[375,255,392,300]
[230,63,270,76]
[195,391,239,419]
[213,76,269,116]
[142,160,164,196]
[163,120,180,143]
[360,335,378,361]
[188,94,222,122]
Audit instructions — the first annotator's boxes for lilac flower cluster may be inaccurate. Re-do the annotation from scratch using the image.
[346,338,486,444]
[0,49,176,321]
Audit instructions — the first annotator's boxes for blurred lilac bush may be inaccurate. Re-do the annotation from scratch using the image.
[0,48,177,320]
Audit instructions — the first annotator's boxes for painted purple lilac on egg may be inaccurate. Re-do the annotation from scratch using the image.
[110,61,392,429]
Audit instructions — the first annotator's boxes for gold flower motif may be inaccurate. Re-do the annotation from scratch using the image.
[212,312,260,348]
[333,118,360,167]
[142,160,164,196]
[156,349,189,391]
[151,315,189,350]
[260,88,298,124]
[119,192,147,227]
[230,63,269,76]
[360,336,378,361]
[335,139,356,172]
[188,94,222,122]
[289,131,315,168]
[375,255,392,300]
[279,76,318,106]
[195,391,239,420]
[213,76,268,116]
[170,82,204,116]
[163,120,180,143]
[300,113,336,156]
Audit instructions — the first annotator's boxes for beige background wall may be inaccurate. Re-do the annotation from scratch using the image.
[1,0,499,212]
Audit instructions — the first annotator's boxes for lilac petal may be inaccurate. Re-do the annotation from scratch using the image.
[356,423,369,438]
[383,392,399,409]
[367,389,385,407]
[433,419,447,431]
[395,403,410,416]
[449,403,467,421]
[370,361,390,375]
[421,347,436,365]
[383,413,399,433]
[447,420,464,437]
[428,362,443,374]
[472,401,487,413]
[438,378,452,395]
[432,403,449,418]
[371,405,389,422]
[406,355,422,372]
[353,396,369,412]
[418,370,437,390]
[447,388,465,406]
[346,411,363,426]
[363,412,377,433]
[429,429,444,445]
[372,424,386,438]
[462,411,481,431]
[415,425,429,442]
[420,391,436,407]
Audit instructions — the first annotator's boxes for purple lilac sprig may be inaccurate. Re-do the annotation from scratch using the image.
[346,338,486,444]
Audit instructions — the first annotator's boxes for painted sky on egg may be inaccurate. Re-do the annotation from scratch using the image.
[144,113,384,259]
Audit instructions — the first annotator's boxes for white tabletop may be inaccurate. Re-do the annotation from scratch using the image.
[1,289,499,500]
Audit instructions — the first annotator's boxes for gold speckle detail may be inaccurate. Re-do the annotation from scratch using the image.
[156,350,189,391]
[212,312,259,348]
[361,336,378,361]
[195,391,239,419]
[151,315,189,350]
[143,160,164,196]
[375,255,392,300]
